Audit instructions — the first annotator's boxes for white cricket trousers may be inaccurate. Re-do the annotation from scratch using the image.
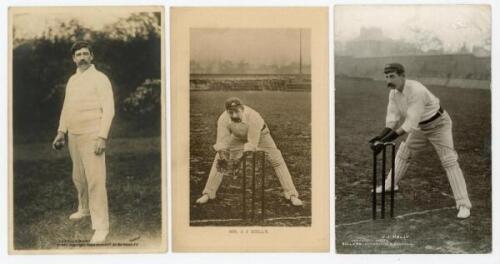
[385,111,472,209]
[68,132,109,231]
[202,132,299,200]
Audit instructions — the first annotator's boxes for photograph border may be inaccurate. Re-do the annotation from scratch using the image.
[333,4,492,254]
[8,5,168,254]
[171,7,330,252]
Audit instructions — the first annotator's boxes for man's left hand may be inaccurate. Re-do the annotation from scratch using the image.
[370,141,384,154]
[94,137,107,155]
[370,127,402,154]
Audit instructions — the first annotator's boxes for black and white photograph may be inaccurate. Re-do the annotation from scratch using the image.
[334,5,491,253]
[8,6,166,253]
[189,28,312,227]
[171,7,329,252]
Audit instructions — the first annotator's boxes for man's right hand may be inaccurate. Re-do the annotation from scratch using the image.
[216,150,229,172]
[52,131,66,150]
[368,136,381,144]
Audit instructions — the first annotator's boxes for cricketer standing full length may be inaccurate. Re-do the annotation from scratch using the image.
[368,63,472,219]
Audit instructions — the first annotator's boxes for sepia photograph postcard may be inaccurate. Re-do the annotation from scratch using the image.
[171,7,329,252]
[8,6,167,253]
[334,5,491,253]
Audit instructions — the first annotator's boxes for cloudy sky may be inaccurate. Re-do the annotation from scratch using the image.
[335,5,491,52]
[191,28,311,66]
[13,8,135,39]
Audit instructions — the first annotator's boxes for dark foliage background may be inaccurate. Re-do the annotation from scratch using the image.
[12,11,163,250]
[13,12,162,143]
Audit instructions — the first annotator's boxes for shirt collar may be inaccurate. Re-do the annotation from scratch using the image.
[76,64,95,75]
[402,80,410,95]
[395,80,408,95]
[240,106,248,124]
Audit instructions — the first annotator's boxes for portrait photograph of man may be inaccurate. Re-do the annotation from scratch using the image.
[8,6,166,253]
[171,7,329,252]
[334,5,491,253]
[189,28,311,227]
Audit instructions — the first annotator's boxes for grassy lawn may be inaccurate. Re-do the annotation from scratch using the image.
[13,122,163,250]
[189,91,312,226]
[335,77,491,253]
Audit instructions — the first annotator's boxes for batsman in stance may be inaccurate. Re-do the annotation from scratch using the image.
[52,41,115,243]
[369,63,471,219]
[196,97,303,206]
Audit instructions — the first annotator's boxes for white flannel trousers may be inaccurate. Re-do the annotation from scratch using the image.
[68,132,109,230]
[202,132,299,200]
[385,111,472,209]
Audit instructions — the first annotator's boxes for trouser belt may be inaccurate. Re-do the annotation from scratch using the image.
[419,107,444,125]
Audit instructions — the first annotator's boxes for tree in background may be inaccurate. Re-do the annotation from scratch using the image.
[13,12,161,141]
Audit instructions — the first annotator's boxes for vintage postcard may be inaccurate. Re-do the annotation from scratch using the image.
[334,5,491,253]
[171,7,329,252]
[8,6,167,253]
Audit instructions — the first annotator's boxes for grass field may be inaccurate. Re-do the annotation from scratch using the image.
[13,118,163,250]
[335,77,491,253]
[190,91,311,226]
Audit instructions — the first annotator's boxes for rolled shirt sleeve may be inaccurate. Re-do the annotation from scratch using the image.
[96,74,115,139]
[385,91,401,129]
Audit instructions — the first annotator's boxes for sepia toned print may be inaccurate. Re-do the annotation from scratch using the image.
[190,28,311,227]
[8,6,166,253]
[172,7,329,252]
[335,5,491,253]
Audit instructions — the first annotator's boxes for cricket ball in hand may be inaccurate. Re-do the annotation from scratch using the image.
[54,141,65,150]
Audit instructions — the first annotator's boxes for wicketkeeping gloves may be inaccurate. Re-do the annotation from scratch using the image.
[216,150,245,178]
[369,128,399,154]
[379,129,399,143]
[369,127,393,144]
[216,150,229,171]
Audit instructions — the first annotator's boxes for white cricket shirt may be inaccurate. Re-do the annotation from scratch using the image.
[58,64,115,138]
[213,105,266,151]
[385,79,441,133]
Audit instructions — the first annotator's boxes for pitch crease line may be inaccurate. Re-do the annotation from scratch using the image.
[336,206,455,228]
[190,216,311,224]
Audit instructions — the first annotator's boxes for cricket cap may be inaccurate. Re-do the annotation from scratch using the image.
[225,97,243,110]
[384,63,405,74]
